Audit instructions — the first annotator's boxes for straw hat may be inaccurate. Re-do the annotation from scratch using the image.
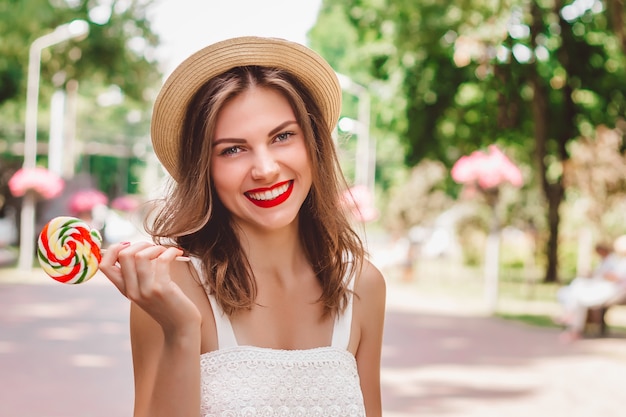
[151,36,342,181]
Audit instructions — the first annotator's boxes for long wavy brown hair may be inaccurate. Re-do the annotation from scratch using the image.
[146,66,365,317]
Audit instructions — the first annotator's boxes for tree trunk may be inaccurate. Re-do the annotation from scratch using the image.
[606,0,626,54]
[550,0,577,282]
[529,2,567,283]
[544,184,562,282]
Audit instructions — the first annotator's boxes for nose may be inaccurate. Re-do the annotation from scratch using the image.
[250,149,280,181]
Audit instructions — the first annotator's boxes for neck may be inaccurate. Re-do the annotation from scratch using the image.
[236,222,309,282]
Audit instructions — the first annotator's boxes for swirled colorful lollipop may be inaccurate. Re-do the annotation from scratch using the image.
[38,216,103,284]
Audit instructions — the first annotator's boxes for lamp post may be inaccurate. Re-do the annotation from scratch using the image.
[18,20,89,271]
[335,73,374,196]
[451,145,524,314]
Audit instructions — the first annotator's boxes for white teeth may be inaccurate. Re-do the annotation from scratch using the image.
[247,182,290,201]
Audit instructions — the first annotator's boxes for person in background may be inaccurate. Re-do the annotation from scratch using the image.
[99,37,386,417]
[557,236,626,342]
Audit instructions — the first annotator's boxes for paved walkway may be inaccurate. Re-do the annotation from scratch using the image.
[383,282,626,417]
[1,267,625,416]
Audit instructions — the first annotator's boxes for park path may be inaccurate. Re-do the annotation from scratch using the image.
[382,282,626,417]
[0,268,625,416]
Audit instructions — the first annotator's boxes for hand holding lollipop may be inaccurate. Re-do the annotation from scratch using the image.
[38,216,103,284]
[38,216,190,284]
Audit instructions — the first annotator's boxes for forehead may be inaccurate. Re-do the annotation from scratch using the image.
[214,86,298,137]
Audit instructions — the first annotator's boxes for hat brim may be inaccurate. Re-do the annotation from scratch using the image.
[151,36,342,181]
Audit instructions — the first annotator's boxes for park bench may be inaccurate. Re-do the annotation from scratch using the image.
[585,294,626,336]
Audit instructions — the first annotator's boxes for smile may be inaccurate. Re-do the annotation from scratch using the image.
[245,180,294,208]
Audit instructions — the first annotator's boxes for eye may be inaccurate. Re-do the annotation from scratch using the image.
[274,131,295,143]
[219,145,243,156]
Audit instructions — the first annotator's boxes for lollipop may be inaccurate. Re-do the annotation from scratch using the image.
[38,216,103,284]
[38,215,190,284]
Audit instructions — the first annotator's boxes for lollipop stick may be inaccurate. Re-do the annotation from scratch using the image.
[101,249,190,262]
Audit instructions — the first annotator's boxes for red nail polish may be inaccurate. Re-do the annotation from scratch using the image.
[120,241,130,246]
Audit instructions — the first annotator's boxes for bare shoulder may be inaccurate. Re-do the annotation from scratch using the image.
[171,258,210,300]
[171,259,215,328]
[351,258,386,337]
[174,258,218,352]
[350,257,385,408]
[354,258,386,305]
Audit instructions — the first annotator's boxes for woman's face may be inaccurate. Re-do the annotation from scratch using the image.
[210,86,312,232]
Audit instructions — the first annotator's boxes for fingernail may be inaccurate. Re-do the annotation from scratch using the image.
[120,241,130,246]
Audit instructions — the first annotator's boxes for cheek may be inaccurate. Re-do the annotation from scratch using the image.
[210,161,248,200]
[210,164,231,195]
[299,150,313,182]
[292,142,312,170]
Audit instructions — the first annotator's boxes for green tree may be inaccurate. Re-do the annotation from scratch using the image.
[0,0,160,106]
[314,0,626,282]
[0,0,161,198]
[309,0,411,201]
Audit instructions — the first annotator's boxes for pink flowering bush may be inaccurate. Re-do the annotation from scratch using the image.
[451,145,524,313]
[111,195,141,212]
[68,189,108,215]
[8,167,64,200]
[342,185,379,223]
[451,145,523,190]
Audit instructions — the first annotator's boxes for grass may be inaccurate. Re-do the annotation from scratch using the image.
[385,257,577,330]
[396,257,561,303]
[384,257,626,333]
[496,312,562,329]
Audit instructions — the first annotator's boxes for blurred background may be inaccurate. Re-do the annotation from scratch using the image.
[3,0,626,307]
[3,1,626,416]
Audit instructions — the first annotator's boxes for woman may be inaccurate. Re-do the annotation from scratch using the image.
[558,236,626,342]
[100,37,386,417]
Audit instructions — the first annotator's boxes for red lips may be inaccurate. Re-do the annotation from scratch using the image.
[245,180,294,208]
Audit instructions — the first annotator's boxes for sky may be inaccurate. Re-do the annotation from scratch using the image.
[148,0,323,77]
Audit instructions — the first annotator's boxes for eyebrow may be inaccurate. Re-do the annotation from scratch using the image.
[212,120,298,147]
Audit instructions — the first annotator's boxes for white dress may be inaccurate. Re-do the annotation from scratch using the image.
[195,261,366,417]
[558,254,626,332]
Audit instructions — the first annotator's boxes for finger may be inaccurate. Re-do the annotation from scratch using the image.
[133,246,184,292]
[115,242,158,298]
[98,241,131,294]
[100,241,131,268]
[157,246,185,263]
[123,246,184,306]
[132,245,173,284]
[152,247,186,281]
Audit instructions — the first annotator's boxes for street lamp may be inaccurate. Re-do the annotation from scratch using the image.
[18,20,89,271]
[335,73,374,196]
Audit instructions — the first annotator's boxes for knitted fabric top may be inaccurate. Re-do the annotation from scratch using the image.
[193,258,365,417]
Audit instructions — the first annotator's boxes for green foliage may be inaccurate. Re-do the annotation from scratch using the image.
[311,0,412,197]
[314,0,626,282]
[0,0,161,203]
[308,3,359,74]
[0,0,160,145]
[383,159,453,232]
[0,0,160,106]
[79,155,145,196]
[456,209,489,266]
[318,0,626,169]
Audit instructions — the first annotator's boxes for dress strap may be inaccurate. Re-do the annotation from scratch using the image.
[190,257,239,349]
[206,294,239,349]
[331,261,356,350]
